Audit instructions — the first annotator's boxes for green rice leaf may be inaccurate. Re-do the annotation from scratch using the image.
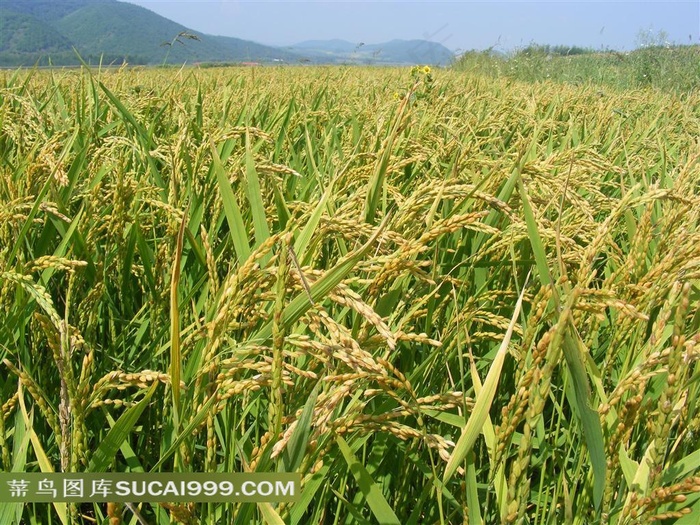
[256,502,285,525]
[337,436,401,525]
[17,383,68,525]
[211,138,251,265]
[283,382,320,473]
[444,280,527,483]
[88,383,157,473]
[253,215,388,344]
[244,131,271,249]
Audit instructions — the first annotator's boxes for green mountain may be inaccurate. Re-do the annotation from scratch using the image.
[292,39,358,54]
[0,0,296,66]
[208,35,300,62]
[53,2,217,64]
[289,39,455,65]
[0,0,454,66]
[1,0,113,22]
[0,9,72,54]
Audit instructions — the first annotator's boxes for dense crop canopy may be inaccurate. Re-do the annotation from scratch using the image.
[1,65,699,524]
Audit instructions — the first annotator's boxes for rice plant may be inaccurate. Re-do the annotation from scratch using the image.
[0,64,699,524]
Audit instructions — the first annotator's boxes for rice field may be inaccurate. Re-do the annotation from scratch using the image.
[1,64,699,524]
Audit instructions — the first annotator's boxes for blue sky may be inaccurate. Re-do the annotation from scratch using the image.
[125,1,700,52]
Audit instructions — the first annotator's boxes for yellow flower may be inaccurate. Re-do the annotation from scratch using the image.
[423,66,431,74]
